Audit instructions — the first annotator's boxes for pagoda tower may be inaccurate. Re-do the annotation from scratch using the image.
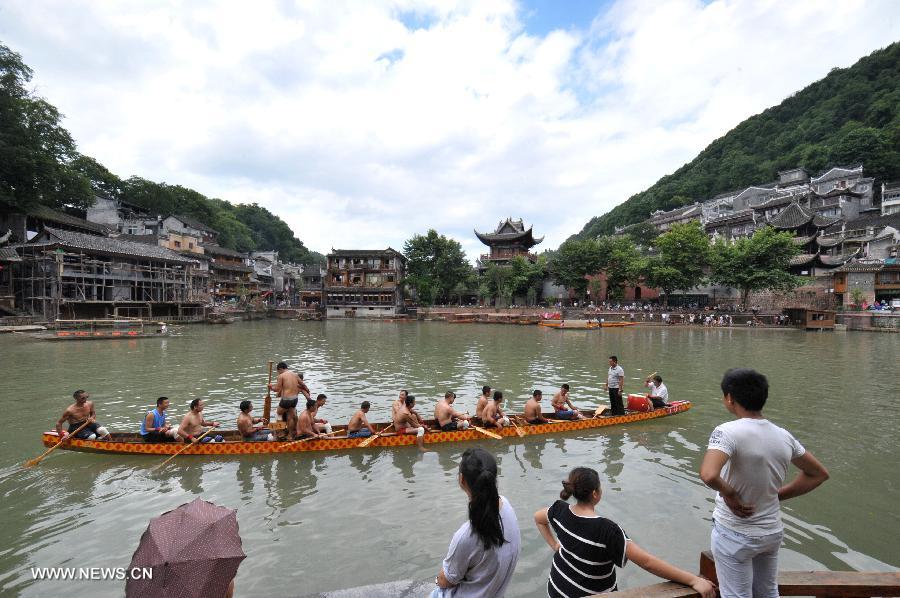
[474,218,543,271]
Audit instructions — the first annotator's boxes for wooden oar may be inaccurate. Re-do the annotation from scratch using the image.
[358,423,393,448]
[472,425,502,440]
[24,420,93,468]
[262,360,274,423]
[509,416,526,438]
[283,429,344,448]
[153,427,217,470]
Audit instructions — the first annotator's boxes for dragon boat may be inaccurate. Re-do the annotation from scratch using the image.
[40,401,691,457]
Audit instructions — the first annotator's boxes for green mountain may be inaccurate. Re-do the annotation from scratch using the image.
[572,42,900,240]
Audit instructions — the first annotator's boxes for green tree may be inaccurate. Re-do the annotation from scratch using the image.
[71,155,122,198]
[644,221,711,306]
[548,238,603,301]
[403,230,472,305]
[508,255,547,305]
[482,262,513,307]
[709,227,802,309]
[0,44,93,211]
[596,235,645,301]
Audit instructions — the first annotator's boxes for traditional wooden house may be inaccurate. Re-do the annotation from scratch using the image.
[325,249,406,317]
[204,244,255,299]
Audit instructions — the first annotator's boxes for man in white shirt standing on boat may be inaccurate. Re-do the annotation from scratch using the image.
[606,356,625,415]
[700,368,829,598]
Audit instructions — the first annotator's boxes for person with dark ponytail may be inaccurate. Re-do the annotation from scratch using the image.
[432,448,520,597]
[534,467,716,598]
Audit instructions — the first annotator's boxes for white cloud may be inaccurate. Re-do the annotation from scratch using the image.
[1,0,898,259]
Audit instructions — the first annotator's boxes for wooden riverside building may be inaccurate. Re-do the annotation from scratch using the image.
[324,249,406,317]
[474,218,543,272]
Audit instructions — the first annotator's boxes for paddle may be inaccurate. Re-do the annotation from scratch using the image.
[283,429,344,448]
[153,426,217,470]
[262,360,274,423]
[358,423,393,448]
[24,420,93,468]
[472,425,503,440]
[509,416,526,438]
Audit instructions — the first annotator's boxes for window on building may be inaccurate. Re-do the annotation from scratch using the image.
[189,243,194,249]
[174,240,181,248]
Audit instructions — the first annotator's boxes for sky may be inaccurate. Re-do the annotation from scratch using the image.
[1,0,899,261]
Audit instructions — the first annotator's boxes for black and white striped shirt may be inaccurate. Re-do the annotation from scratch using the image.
[546,500,629,597]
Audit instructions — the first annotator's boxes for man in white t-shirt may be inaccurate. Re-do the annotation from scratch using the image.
[645,374,669,409]
[700,368,829,598]
[606,356,625,415]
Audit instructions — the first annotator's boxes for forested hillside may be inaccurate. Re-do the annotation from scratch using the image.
[0,43,322,265]
[573,42,900,240]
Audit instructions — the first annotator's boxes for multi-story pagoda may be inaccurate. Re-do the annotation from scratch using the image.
[475,218,543,271]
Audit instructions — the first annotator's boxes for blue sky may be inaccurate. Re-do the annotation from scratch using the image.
[1,1,898,261]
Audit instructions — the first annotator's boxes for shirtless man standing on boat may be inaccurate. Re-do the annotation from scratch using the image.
[55,390,111,441]
[475,385,491,421]
[178,399,222,443]
[523,389,550,424]
[269,362,307,439]
[434,391,471,431]
[394,395,426,450]
[552,384,586,420]
[296,399,324,439]
[482,390,511,428]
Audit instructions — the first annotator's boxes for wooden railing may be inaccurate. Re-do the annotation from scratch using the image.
[609,552,900,597]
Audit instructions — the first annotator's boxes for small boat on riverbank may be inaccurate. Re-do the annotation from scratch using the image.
[28,319,169,341]
[40,401,691,456]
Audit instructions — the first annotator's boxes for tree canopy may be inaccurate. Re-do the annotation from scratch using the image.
[573,41,900,240]
[403,229,473,305]
[644,222,711,306]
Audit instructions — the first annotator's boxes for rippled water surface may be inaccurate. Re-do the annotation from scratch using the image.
[0,321,897,596]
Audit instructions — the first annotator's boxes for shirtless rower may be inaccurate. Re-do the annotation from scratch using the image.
[523,389,549,424]
[269,362,305,439]
[394,395,426,450]
[55,390,110,441]
[310,393,333,434]
[434,391,471,431]
[552,383,586,420]
[296,399,323,440]
[391,389,408,421]
[178,399,222,443]
[475,385,491,421]
[237,400,273,441]
[482,390,510,428]
[347,401,377,438]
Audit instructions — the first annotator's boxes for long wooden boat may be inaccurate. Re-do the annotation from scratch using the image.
[28,319,169,341]
[31,330,168,341]
[40,401,691,456]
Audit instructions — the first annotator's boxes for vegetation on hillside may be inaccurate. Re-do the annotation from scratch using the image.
[574,42,900,240]
[0,43,322,265]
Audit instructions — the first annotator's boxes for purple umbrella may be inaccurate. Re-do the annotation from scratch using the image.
[126,498,246,598]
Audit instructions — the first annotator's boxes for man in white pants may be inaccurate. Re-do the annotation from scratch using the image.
[700,369,829,598]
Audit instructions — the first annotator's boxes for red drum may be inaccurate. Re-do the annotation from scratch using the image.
[627,394,653,412]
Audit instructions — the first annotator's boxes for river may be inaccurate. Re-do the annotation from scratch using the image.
[0,321,897,596]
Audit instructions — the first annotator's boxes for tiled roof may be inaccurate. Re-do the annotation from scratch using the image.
[36,227,196,264]
[791,234,816,245]
[825,212,900,235]
[811,165,863,184]
[769,202,813,229]
[790,253,817,266]
[754,194,798,210]
[816,236,844,248]
[0,247,20,261]
[812,214,842,228]
[812,187,862,199]
[211,262,254,273]
[650,203,702,223]
[704,209,755,226]
[171,214,218,234]
[836,257,883,272]
[27,205,109,234]
[327,248,407,260]
[202,244,246,258]
[118,234,160,245]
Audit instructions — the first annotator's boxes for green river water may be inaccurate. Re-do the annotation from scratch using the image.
[0,320,897,596]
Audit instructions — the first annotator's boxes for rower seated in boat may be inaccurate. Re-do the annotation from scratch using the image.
[523,390,549,424]
[475,385,491,421]
[347,401,376,438]
[140,396,179,442]
[434,391,471,431]
[482,391,510,428]
[237,400,273,441]
[296,398,326,440]
[311,394,333,434]
[178,399,223,443]
[551,384,586,420]
[56,390,110,441]
[645,374,671,409]
[394,395,426,450]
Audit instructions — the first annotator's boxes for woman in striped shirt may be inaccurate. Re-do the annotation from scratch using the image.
[534,467,716,598]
